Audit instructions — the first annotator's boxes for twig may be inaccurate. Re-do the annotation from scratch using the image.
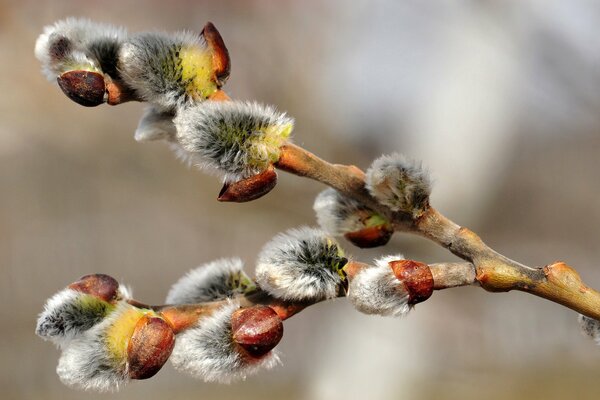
[276,143,600,319]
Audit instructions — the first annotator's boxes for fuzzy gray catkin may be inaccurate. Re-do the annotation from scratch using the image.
[348,255,410,317]
[170,301,280,383]
[174,101,293,182]
[166,258,255,304]
[366,153,431,216]
[35,18,127,80]
[255,227,347,301]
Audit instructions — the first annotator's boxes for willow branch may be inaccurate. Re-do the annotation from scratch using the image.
[128,261,476,334]
[275,143,600,320]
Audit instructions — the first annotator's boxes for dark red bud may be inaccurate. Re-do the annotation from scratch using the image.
[390,260,434,304]
[57,70,106,107]
[344,225,393,248]
[218,166,277,202]
[202,22,230,87]
[68,274,119,302]
[231,306,283,358]
[127,315,175,380]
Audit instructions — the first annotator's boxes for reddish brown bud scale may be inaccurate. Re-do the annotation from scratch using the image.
[202,22,230,87]
[127,315,175,380]
[390,260,434,304]
[231,306,283,358]
[218,165,277,202]
[344,225,393,248]
[68,274,119,302]
[57,70,106,107]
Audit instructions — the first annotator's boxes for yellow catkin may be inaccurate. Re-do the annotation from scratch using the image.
[179,47,217,99]
[105,307,153,362]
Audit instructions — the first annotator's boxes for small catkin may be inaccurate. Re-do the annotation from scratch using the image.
[35,17,126,80]
[170,301,280,383]
[365,153,431,216]
[348,255,410,317]
[255,227,347,301]
[166,258,255,304]
[174,101,293,182]
[313,188,389,236]
[118,31,214,110]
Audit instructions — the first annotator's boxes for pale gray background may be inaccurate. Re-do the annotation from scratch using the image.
[2,1,600,399]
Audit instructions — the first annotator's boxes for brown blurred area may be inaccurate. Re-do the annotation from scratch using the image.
[2,0,600,399]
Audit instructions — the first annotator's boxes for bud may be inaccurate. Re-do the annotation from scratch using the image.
[231,306,283,358]
[579,314,600,345]
[344,225,393,248]
[347,255,411,317]
[127,315,175,380]
[174,100,293,183]
[68,274,120,302]
[390,259,434,304]
[218,165,278,202]
[314,188,394,248]
[36,274,129,348]
[365,153,431,217]
[35,18,126,90]
[57,70,106,107]
[56,303,173,391]
[255,227,347,301]
[118,24,228,110]
[166,258,256,304]
[202,22,231,87]
[170,301,280,383]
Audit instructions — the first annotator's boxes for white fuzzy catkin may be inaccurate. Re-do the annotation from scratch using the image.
[166,258,254,304]
[313,188,385,236]
[255,227,346,301]
[35,18,126,80]
[365,153,431,216]
[174,101,294,182]
[170,301,280,383]
[56,303,137,392]
[348,254,410,317]
[134,106,177,142]
[579,315,600,345]
[36,289,113,348]
[36,282,131,348]
[118,31,208,110]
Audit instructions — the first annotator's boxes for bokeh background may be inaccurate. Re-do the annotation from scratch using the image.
[2,0,600,399]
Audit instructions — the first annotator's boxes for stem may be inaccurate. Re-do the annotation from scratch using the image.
[275,143,600,320]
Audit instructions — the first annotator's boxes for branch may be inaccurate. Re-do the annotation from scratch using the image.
[275,143,600,319]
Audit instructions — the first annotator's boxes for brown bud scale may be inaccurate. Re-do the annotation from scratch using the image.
[231,306,283,358]
[390,260,434,304]
[218,165,277,202]
[57,70,106,107]
[344,225,393,248]
[127,315,175,380]
[68,274,119,302]
[202,22,231,87]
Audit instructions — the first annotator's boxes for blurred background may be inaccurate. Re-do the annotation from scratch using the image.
[2,0,600,399]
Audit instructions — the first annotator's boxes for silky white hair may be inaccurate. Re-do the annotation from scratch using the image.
[348,254,410,317]
[170,301,280,383]
[134,106,176,142]
[313,188,383,236]
[35,17,126,80]
[118,31,207,110]
[166,258,253,304]
[365,153,431,216]
[56,303,137,392]
[579,314,600,345]
[174,101,293,182]
[255,227,346,301]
